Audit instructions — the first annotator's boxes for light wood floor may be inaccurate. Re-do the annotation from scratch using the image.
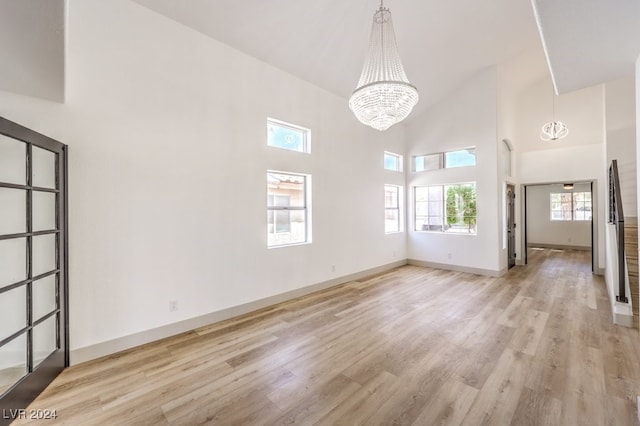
[13,249,640,425]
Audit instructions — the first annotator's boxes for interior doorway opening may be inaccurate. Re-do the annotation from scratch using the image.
[522,181,595,273]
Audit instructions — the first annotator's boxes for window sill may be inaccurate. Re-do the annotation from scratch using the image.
[268,241,312,249]
[413,230,477,236]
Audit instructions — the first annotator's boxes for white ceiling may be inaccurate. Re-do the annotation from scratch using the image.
[132,0,541,121]
[7,1,636,117]
[532,0,640,94]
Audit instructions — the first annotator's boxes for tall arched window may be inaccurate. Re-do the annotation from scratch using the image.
[502,139,512,177]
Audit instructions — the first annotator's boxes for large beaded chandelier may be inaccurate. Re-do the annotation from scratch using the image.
[349,0,418,131]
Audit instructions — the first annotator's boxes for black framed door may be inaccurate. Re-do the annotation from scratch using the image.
[0,117,68,424]
[523,185,528,265]
[506,184,516,269]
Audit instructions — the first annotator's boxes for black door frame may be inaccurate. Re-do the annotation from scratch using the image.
[0,117,68,423]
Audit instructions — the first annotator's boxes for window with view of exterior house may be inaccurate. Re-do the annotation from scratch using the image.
[415,183,477,234]
[384,151,403,172]
[267,172,310,247]
[267,118,310,153]
[384,185,402,233]
[550,192,591,221]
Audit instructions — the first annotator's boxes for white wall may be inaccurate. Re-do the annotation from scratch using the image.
[405,68,502,274]
[515,77,605,153]
[513,75,606,270]
[638,56,640,221]
[605,77,637,218]
[494,48,550,270]
[603,76,636,317]
[526,183,591,248]
[0,0,407,361]
[518,145,605,269]
[496,68,517,271]
[0,0,623,363]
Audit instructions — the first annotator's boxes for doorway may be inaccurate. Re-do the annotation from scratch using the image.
[0,117,68,421]
[506,184,516,269]
[522,181,595,272]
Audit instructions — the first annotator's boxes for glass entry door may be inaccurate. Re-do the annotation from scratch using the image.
[0,117,68,419]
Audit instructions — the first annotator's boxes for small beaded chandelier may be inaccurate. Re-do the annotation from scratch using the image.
[540,87,568,141]
[349,0,418,131]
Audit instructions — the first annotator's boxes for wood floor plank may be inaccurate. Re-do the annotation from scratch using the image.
[411,379,478,426]
[11,249,640,425]
[524,359,566,401]
[497,295,535,327]
[318,370,400,425]
[454,323,516,389]
[364,340,470,425]
[508,309,549,355]
[461,349,531,425]
[510,386,562,426]
[561,388,607,426]
[268,374,361,424]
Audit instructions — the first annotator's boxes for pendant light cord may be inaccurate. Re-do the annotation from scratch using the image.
[552,85,555,122]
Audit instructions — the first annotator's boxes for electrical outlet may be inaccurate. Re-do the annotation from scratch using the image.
[169,301,178,312]
[331,265,336,272]
[393,250,397,257]
[447,253,452,260]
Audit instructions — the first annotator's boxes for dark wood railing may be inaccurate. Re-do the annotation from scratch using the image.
[609,160,627,303]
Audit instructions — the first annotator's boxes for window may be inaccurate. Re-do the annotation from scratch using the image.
[501,140,512,176]
[550,193,572,220]
[415,183,477,234]
[550,192,592,221]
[444,148,476,168]
[415,185,444,231]
[267,118,310,153]
[384,151,403,172]
[573,192,592,220]
[267,172,310,247]
[268,195,291,233]
[414,148,476,172]
[384,185,402,233]
[414,153,442,172]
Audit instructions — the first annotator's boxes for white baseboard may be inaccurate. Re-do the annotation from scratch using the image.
[407,259,506,277]
[613,301,633,328]
[528,243,591,251]
[70,259,408,365]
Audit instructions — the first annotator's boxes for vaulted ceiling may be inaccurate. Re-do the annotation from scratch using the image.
[8,1,637,118]
[0,0,65,102]
[132,0,542,120]
[532,0,640,94]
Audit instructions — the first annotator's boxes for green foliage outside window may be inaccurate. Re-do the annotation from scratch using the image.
[446,185,477,232]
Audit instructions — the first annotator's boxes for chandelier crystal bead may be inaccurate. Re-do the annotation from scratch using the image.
[349,2,418,131]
